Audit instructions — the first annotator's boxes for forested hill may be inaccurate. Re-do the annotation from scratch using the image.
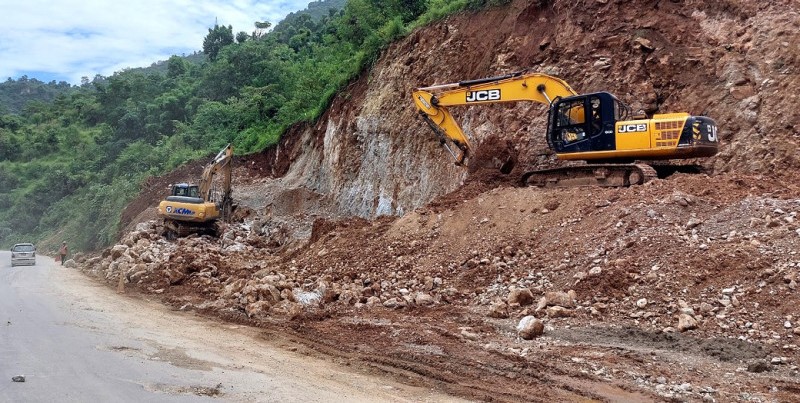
[276,0,348,28]
[0,0,505,251]
[0,77,76,114]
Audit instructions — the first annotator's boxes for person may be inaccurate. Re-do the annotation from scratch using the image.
[59,241,68,266]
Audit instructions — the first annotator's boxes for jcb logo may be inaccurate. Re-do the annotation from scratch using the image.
[618,123,648,133]
[466,89,501,102]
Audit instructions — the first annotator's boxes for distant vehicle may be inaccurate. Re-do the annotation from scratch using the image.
[11,243,36,267]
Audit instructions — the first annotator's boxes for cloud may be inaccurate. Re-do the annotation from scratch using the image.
[0,0,311,84]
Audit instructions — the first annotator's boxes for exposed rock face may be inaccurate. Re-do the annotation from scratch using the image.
[234,0,800,223]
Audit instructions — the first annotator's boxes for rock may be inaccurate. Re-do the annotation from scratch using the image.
[414,292,434,306]
[517,316,545,340]
[536,296,548,311]
[245,300,272,318]
[64,259,77,268]
[544,291,576,308]
[588,267,602,276]
[546,306,574,318]
[671,192,695,207]
[636,298,648,308]
[460,329,480,341]
[593,58,611,69]
[11,375,24,382]
[382,297,403,309]
[729,85,755,100]
[487,302,509,319]
[677,314,698,332]
[785,321,793,329]
[508,288,535,306]
[634,37,655,51]
[747,361,771,373]
[129,270,148,284]
[539,38,550,50]
[165,269,186,285]
[686,217,703,229]
[294,290,322,306]
[110,245,128,260]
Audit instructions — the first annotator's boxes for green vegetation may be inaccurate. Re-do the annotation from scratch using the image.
[0,0,512,251]
[0,77,76,114]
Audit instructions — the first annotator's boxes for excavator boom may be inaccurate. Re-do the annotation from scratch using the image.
[412,72,577,165]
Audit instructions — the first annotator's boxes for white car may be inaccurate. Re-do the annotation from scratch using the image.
[11,243,36,267]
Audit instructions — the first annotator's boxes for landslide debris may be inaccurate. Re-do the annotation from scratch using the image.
[77,173,800,401]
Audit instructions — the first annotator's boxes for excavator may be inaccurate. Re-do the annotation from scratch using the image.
[412,71,719,187]
[157,144,234,238]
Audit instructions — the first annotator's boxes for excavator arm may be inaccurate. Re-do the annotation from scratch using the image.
[199,144,233,218]
[412,72,577,165]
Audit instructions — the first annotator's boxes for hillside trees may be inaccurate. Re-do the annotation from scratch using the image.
[0,0,510,250]
[203,24,235,61]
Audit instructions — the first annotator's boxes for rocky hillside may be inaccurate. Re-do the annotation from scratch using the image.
[259,0,799,218]
[83,0,800,401]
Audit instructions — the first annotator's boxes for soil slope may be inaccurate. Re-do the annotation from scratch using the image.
[87,1,800,401]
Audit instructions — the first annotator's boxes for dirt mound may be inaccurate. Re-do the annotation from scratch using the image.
[85,172,800,401]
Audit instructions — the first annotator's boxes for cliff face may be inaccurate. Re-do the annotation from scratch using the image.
[259,0,798,219]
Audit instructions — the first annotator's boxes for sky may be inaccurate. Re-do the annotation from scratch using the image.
[0,0,312,85]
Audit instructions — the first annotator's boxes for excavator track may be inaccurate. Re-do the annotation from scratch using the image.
[163,219,217,240]
[520,163,658,188]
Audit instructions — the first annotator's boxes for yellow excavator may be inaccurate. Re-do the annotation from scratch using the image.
[157,144,233,238]
[412,72,719,186]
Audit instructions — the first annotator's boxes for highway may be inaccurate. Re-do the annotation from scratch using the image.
[0,251,457,402]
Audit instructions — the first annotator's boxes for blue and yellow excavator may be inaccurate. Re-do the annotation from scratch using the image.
[412,72,719,187]
[157,144,233,238]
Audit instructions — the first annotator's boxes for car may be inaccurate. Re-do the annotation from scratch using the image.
[11,243,36,267]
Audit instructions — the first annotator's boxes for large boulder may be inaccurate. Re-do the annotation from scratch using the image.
[517,316,545,340]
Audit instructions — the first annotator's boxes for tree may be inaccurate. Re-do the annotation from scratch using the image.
[253,21,272,40]
[166,56,187,78]
[236,31,249,43]
[203,24,234,61]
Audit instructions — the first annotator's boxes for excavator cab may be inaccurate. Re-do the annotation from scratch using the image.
[166,183,203,203]
[547,92,628,155]
[547,91,718,162]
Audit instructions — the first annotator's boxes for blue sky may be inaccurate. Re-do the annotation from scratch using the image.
[0,0,312,85]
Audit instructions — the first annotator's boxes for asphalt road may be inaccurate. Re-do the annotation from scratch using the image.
[0,251,459,402]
